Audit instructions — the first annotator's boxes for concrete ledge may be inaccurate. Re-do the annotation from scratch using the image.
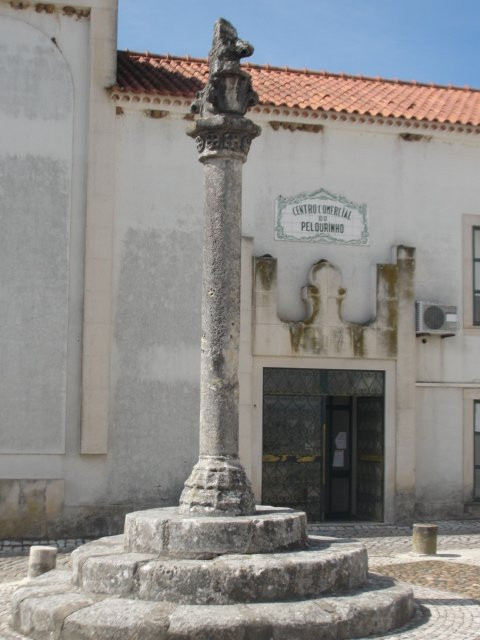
[124,505,307,558]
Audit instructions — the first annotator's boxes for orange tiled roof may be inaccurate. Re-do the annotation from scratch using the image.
[116,51,480,127]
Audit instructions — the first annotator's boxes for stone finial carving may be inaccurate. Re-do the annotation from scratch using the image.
[187,19,261,164]
[191,18,258,117]
[209,18,254,74]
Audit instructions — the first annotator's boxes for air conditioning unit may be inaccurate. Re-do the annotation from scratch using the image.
[415,301,458,336]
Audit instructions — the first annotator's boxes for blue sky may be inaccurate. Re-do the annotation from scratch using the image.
[118,0,480,88]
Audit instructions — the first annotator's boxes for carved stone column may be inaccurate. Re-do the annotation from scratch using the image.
[179,19,260,516]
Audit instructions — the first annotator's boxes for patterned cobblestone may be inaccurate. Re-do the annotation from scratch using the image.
[361,587,480,639]
[372,561,480,599]
[1,522,480,639]
[310,519,480,536]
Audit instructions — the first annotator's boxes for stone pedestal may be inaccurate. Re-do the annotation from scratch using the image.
[11,507,415,640]
[124,505,306,558]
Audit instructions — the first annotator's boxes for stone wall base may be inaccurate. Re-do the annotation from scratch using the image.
[0,479,157,539]
[1,479,477,539]
[414,499,465,521]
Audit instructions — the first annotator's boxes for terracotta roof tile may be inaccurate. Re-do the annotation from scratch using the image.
[115,51,480,127]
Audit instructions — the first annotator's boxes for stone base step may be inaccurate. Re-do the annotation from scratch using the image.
[11,571,414,640]
[75,536,368,604]
[123,505,307,558]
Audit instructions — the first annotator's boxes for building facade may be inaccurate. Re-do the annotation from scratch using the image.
[2,0,480,537]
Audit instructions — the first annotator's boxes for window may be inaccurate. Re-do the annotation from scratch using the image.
[474,227,480,325]
[463,215,480,331]
[474,401,480,500]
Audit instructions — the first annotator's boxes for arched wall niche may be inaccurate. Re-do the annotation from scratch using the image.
[0,15,74,453]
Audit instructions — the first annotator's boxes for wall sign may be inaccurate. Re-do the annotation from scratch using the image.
[275,188,369,245]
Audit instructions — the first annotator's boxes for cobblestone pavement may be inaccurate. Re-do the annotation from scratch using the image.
[2,522,480,639]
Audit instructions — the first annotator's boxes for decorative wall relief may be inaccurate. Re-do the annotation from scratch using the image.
[254,246,415,359]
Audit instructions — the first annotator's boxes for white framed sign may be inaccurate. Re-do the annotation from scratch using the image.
[275,188,369,245]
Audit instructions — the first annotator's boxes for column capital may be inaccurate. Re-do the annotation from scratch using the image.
[187,114,260,162]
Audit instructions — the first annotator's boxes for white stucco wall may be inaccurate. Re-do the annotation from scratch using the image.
[0,1,119,536]
[0,4,90,462]
[2,1,480,531]
[107,112,203,505]
[113,107,480,374]
[111,104,480,520]
[242,123,480,334]
[0,16,73,453]
[415,387,465,517]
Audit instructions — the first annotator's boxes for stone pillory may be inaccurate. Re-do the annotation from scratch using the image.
[179,18,260,516]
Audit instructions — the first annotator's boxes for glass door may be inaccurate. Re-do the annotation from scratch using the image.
[262,368,325,521]
[356,396,384,521]
[326,396,352,518]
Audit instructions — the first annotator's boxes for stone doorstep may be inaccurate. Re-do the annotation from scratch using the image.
[11,575,414,640]
[124,506,307,558]
[77,540,368,604]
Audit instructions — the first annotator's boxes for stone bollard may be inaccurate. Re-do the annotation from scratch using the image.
[28,545,57,578]
[412,523,437,554]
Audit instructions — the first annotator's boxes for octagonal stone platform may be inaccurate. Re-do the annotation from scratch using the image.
[10,507,415,639]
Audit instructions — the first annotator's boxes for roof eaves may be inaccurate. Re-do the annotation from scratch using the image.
[109,87,480,134]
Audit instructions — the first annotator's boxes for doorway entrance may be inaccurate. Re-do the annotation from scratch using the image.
[262,367,384,522]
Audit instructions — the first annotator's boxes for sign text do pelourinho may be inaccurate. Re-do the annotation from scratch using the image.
[275,188,369,245]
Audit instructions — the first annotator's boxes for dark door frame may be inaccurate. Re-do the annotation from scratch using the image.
[260,366,386,523]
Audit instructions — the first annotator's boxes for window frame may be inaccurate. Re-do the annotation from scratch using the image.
[474,400,480,500]
[473,226,480,326]
[463,215,480,333]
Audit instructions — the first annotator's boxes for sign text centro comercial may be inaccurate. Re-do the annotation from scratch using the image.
[275,188,369,245]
